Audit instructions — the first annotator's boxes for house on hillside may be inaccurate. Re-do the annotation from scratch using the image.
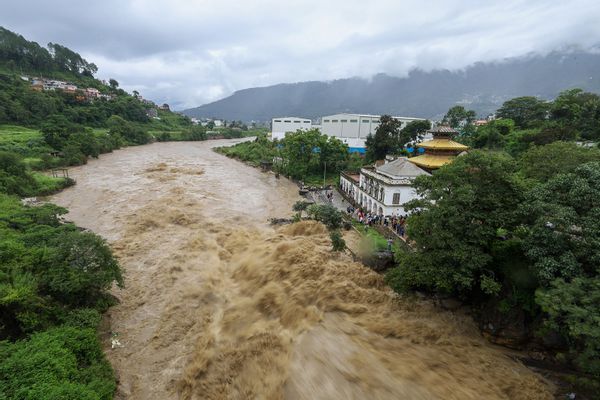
[84,88,100,99]
[159,103,170,111]
[340,156,430,216]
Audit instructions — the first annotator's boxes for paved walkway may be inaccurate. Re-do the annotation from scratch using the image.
[309,188,349,212]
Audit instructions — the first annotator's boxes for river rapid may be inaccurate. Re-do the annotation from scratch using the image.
[50,140,554,400]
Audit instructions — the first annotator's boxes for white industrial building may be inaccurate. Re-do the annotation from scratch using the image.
[320,113,425,152]
[271,117,312,140]
[339,156,430,216]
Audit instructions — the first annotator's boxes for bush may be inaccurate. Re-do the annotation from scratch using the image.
[329,230,346,251]
[0,151,38,196]
[0,326,116,400]
[306,204,342,230]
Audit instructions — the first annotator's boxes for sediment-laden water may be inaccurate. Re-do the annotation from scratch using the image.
[50,140,553,400]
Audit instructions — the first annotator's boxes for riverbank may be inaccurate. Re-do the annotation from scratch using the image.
[43,140,557,398]
[214,139,597,399]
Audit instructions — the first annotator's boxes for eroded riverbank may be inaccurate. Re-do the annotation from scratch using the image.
[50,140,554,399]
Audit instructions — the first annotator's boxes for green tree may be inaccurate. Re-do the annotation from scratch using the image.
[0,326,116,400]
[108,79,119,89]
[41,115,81,150]
[281,129,348,179]
[522,162,600,284]
[388,151,525,296]
[0,152,38,196]
[519,141,600,182]
[306,204,343,230]
[536,277,600,375]
[329,230,346,252]
[442,105,476,129]
[550,89,600,140]
[470,119,515,149]
[365,115,403,162]
[399,119,432,145]
[496,97,548,129]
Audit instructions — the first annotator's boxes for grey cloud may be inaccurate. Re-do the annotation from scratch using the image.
[2,0,599,109]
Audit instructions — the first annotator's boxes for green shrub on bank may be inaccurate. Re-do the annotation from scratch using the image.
[0,326,115,400]
[329,230,346,251]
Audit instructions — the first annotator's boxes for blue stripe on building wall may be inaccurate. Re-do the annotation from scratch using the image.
[348,147,366,154]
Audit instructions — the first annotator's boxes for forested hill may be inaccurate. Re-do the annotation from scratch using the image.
[0,26,197,170]
[0,26,98,77]
[182,50,600,121]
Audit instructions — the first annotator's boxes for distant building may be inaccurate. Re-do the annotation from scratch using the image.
[158,103,170,111]
[84,88,100,98]
[213,119,223,127]
[320,113,425,152]
[271,117,312,140]
[146,108,158,118]
[340,156,430,216]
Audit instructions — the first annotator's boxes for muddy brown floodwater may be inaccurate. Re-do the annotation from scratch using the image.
[50,140,554,400]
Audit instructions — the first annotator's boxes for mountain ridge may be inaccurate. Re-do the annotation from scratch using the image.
[182,50,600,121]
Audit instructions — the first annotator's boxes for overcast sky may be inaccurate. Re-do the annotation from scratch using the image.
[3,0,600,109]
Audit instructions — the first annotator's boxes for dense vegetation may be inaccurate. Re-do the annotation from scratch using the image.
[385,91,600,390]
[0,194,123,399]
[216,129,364,185]
[0,26,199,171]
[0,27,149,399]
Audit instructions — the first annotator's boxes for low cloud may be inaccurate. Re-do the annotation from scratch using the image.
[3,0,600,109]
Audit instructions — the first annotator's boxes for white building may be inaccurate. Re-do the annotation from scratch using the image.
[339,156,430,216]
[271,117,312,140]
[320,113,425,151]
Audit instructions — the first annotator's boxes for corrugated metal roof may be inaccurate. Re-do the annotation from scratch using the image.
[375,157,430,178]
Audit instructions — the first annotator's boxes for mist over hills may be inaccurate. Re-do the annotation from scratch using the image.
[182,50,600,122]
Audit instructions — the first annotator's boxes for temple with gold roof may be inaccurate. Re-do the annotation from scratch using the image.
[408,125,469,171]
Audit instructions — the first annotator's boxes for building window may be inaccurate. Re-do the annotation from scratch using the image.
[362,119,369,123]
[323,119,330,123]
[332,119,338,123]
[392,193,400,204]
[284,120,291,123]
[294,120,301,123]
[341,119,347,122]
[350,119,358,123]
[274,120,281,122]
[304,121,310,123]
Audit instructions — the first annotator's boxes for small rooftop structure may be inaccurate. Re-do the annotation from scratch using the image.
[409,125,469,170]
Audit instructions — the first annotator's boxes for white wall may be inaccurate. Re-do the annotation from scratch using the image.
[340,172,419,216]
[271,117,312,139]
[321,114,425,148]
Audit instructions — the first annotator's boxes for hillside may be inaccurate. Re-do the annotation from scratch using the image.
[182,50,600,121]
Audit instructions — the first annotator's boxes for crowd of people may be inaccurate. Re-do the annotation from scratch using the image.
[345,206,408,238]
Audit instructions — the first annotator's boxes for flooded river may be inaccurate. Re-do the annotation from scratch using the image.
[50,140,553,400]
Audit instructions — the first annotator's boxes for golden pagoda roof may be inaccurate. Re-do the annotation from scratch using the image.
[417,138,469,151]
[408,154,456,169]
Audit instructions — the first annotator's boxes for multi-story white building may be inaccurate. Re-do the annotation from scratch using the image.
[320,113,425,152]
[339,156,430,216]
[271,117,312,140]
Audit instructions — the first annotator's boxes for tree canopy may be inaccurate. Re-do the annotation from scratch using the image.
[496,96,548,129]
